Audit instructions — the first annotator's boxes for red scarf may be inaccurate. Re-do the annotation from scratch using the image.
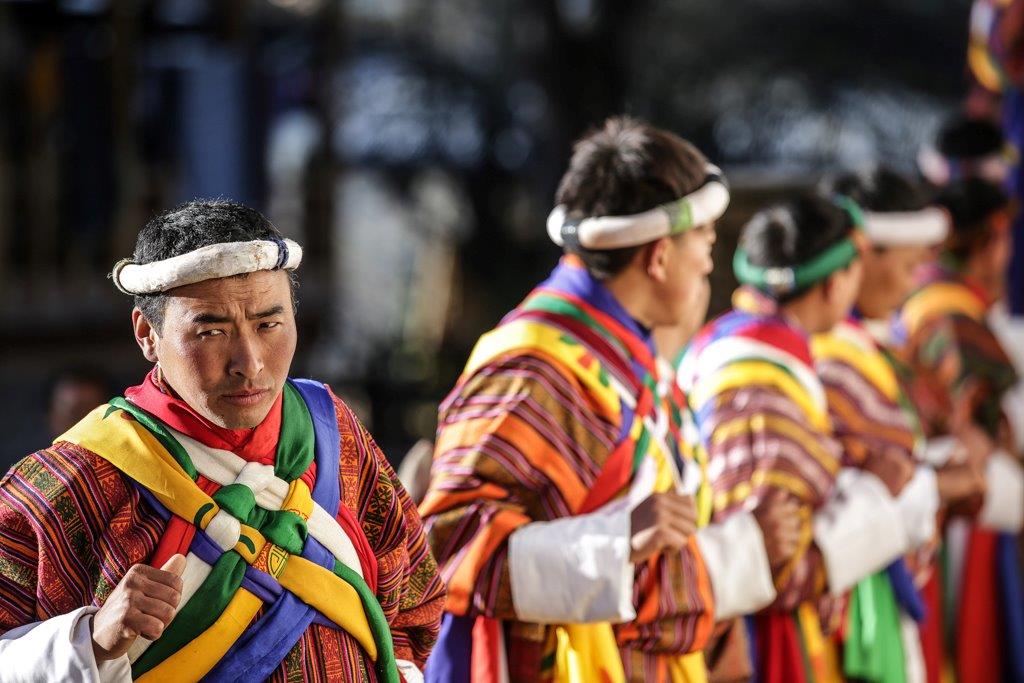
[125,367,284,465]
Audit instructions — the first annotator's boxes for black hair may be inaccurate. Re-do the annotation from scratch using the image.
[934,178,1010,262]
[43,365,112,409]
[129,200,298,331]
[554,116,708,280]
[936,116,1004,160]
[822,166,929,213]
[739,193,857,302]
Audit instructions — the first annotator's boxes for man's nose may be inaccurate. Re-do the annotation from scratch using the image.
[228,330,264,379]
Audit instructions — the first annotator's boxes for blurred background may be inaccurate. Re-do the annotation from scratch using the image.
[0,0,997,470]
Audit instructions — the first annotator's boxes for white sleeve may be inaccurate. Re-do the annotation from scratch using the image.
[979,450,1024,533]
[508,508,636,624]
[813,468,909,596]
[897,466,940,550]
[0,607,131,683]
[922,437,958,467]
[695,512,777,620]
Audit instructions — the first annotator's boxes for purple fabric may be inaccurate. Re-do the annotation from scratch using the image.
[424,613,473,683]
[206,379,344,682]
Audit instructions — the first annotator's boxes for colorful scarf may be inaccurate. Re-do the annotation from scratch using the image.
[424,257,714,683]
[679,288,842,683]
[57,379,398,682]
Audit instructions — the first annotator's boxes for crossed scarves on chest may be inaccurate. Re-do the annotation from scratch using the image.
[58,373,400,682]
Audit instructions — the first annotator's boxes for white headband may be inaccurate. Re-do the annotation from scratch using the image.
[111,238,303,295]
[546,164,730,250]
[917,145,1010,186]
[863,207,950,247]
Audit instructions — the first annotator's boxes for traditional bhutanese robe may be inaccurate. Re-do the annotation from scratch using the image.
[0,377,445,682]
[897,266,1024,683]
[680,289,876,683]
[812,316,935,683]
[421,258,716,683]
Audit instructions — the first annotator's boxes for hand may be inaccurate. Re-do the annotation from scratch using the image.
[936,461,987,505]
[954,424,995,468]
[863,449,915,497]
[752,494,802,571]
[91,554,185,661]
[629,492,698,564]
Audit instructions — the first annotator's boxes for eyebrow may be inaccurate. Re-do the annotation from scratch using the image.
[192,305,286,324]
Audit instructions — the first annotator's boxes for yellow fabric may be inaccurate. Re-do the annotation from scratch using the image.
[553,624,626,683]
[694,361,829,432]
[902,283,987,335]
[59,406,217,527]
[137,588,263,682]
[464,319,621,417]
[283,478,314,521]
[811,328,901,402]
[279,554,378,659]
[668,652,710,683]
[797,602,843,683]
[969,41,1005,93]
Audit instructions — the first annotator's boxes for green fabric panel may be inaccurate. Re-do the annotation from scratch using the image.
[108,397,198,480]
[275,383,316,481]
[260,510,308,555]
[213,484,257,521]
[332,560,400,683]
[131,551,248,677]
[843,571,907,683]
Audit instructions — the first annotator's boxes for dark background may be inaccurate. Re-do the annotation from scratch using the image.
[0,0,976,470]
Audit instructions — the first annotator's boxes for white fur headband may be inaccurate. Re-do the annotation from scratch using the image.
[546,164,730,250]
[111,238,303,295]
[863,208,950,247]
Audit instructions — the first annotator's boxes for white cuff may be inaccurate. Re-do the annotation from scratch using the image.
[696,512,777,620]
[979,450,1024,532]
[0,607,130,682]
[923,437,958,467]
[897,466,940,550]
[814,469,909,595]
[396,659,424,683]
[509,509,636,624]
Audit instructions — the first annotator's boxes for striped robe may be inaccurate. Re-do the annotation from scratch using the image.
[897,266,1024,683]
[421,260,714,682]
[0,390,446,681]
[679,294,842,682]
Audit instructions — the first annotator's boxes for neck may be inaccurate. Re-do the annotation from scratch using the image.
[855,289,890,321]
[603,268,657,329]
[779,294,829,335]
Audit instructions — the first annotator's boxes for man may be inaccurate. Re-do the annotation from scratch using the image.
[897,178,1024,683]
[679,194,916,681]
[421,117,798,682]
[0,201,446,681]
[45,366,112,438]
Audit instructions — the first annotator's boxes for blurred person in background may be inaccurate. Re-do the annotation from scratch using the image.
[420,117,799,683]
[45,366,112,439]
[895,178,1024,683]
[814,168,987,683]
[0,201,445,682]
[678,194,916,682]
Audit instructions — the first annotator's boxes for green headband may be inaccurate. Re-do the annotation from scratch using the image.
[733,196,865,297]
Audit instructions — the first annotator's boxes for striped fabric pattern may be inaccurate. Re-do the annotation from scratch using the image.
[421,259,714,683]
[0,391,445,681]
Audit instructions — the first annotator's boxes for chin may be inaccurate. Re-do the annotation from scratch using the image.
[213,402,274,430]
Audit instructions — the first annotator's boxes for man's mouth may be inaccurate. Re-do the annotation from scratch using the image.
[221,389,270,407]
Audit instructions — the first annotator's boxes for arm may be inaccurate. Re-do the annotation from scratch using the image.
[334,399,447,670]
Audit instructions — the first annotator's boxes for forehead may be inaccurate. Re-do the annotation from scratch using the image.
[165,270,292,314]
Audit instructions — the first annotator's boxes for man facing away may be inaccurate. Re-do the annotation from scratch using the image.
[0,200,446,682]
[420,117,799,683]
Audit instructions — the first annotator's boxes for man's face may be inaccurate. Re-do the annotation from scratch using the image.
[653,223,716,327]
[858,244,930,319]
[49,380,108,437]
[821,258,865,330]
[133,270,297,429]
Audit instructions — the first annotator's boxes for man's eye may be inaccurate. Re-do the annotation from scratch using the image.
[260,321,281,330]
[199,329,224,337]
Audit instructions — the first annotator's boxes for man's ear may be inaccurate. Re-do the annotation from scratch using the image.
[644,237,673,283]
[132,308,160,363]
